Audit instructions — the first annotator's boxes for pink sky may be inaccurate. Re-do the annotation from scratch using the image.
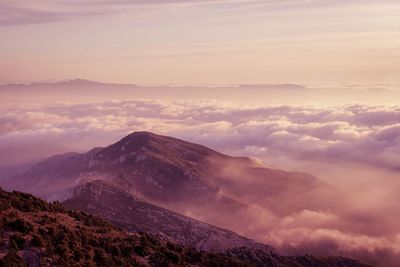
[0,0,399,85]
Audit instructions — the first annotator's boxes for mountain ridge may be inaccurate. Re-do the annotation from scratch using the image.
[63,179,273,252]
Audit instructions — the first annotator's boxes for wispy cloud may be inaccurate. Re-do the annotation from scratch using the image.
[2,0,399,26]
[0,0,255,25]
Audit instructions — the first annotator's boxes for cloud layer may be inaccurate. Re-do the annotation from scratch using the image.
[2,100,399,170]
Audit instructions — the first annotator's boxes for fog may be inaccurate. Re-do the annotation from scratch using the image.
[167,158,400,267]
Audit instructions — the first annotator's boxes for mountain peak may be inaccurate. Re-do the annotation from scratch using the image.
[124,131,157,140]
[56,78,102,86]
[112,131,159,152]
[105,131,221,160]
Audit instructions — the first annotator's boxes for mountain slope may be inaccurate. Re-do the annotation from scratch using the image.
[0,187,369,267]
[1,131,318,206]
[62,180,273,252]
[0,131,326,254]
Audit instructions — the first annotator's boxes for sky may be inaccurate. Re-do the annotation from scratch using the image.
[0,0,399,85]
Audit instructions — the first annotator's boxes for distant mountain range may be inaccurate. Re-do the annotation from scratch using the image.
[2,78,304,89]
[2,79,399,106]
[0,78,315,105]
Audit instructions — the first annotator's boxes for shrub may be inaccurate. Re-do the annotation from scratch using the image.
[10,234,25,250]
[7,218,33,234]
[0,240,24,267]
[31,234,44,247]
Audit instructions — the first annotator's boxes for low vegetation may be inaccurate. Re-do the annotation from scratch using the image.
[0,187,368,267]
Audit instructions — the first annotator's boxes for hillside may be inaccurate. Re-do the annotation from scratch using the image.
[63,180,272,252]
[0,187,369,267]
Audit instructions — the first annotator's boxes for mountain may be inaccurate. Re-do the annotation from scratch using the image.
[1,132,324,250]
[1,78,131,88]
[63,180,272,252]
[0,187,369,267]
[1,131,318,204]
[0,79,333,106]
[238,84,307,90]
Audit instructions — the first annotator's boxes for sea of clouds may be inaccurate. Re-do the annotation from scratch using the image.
[1,99,399,171]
